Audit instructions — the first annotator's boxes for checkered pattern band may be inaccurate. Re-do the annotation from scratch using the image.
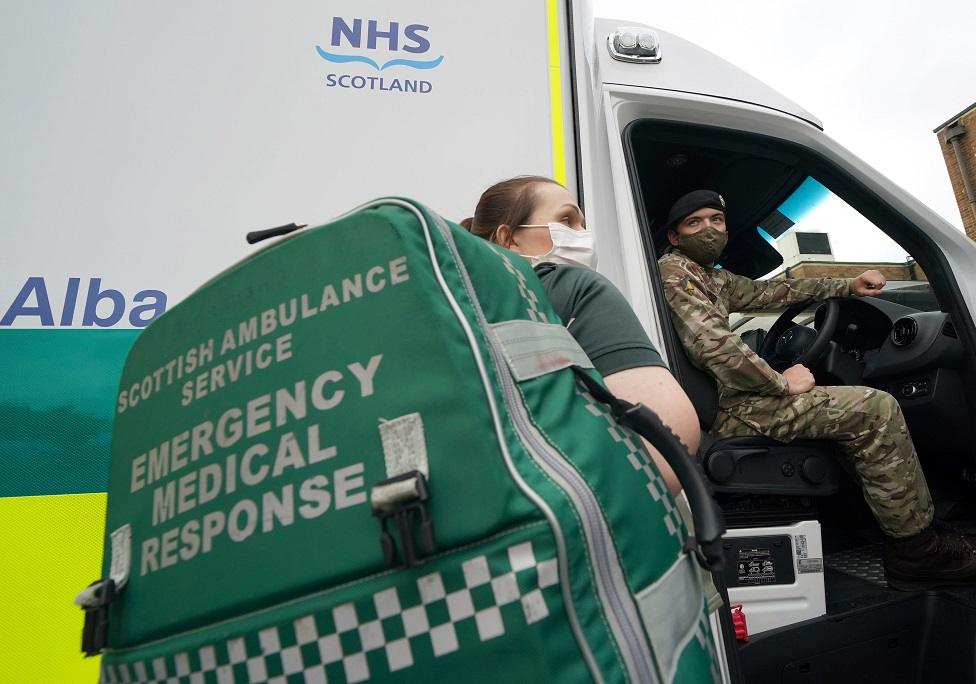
[101,540,560,684]
[575,386,685,540]
[494,250,550,324]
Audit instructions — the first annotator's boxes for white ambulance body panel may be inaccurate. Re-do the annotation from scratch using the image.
[1,1,571,316]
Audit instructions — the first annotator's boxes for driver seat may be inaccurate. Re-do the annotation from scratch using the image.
[669,326,844,496]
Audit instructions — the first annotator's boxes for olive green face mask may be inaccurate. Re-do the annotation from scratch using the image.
[674,226,728,265]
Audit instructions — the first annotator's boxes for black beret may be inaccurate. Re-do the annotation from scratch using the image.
[666,190,726,229]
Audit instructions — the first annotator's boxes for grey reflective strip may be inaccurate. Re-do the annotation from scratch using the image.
[378,413,429,479]
[490,320,593,382]
[109,524,132,590]
[371,413,430,511]
[635,554,704,684]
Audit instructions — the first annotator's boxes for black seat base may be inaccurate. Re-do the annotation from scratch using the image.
[701,435,844,496]
[666,317,847,498]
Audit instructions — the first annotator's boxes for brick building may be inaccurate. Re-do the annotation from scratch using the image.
[768,260,935,311]
[774,260,927,282]
[935,102,976,241]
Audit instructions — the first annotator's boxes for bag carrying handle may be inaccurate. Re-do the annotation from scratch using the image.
[571,367,725,572]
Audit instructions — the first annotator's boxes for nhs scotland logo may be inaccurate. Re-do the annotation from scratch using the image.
[316,17,444,94]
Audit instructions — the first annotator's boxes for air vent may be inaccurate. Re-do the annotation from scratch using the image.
[891,317,918,347]
[943,320,957,338]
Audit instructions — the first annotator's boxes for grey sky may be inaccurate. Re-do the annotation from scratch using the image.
[598,0,976,231]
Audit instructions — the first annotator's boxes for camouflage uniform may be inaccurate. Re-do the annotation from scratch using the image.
[659,248,934,538]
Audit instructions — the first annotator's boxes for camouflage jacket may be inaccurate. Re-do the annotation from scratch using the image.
[658,248,852,406]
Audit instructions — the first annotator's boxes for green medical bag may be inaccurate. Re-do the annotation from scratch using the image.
[81,199,721,683]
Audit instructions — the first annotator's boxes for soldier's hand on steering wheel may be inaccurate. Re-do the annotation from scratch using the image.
[851,270,887,296]
[783,363,815,395]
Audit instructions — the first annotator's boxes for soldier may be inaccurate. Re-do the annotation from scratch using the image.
[659,189,976,590]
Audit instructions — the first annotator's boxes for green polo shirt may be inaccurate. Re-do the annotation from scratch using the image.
[535,263,667,377]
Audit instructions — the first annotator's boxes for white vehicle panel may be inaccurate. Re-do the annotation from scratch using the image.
[1,1,560,324]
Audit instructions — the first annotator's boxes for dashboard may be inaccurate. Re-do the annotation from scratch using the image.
[814,297,964,387]
[735,295,971,461]
[809,296,969,460]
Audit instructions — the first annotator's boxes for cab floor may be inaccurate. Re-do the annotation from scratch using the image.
[739,536,976,683]
[818,471,976,611]
[822,528,976,613]
[823,542,893,612]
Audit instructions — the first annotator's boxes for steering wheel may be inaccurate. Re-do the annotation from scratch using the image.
[758,298,840,372]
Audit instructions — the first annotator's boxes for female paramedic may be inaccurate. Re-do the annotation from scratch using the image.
[461,175,700,496]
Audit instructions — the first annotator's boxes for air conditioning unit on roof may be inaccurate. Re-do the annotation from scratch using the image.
[775,231,834,268]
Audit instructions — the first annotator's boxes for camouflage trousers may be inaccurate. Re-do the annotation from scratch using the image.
[712,385,934,538]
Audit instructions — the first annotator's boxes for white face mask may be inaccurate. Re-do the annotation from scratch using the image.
[517,222,598,270]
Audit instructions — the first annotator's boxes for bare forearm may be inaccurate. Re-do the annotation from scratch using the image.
[604,366,700,496]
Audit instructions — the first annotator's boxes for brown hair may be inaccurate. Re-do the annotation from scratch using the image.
[461,175,561,244]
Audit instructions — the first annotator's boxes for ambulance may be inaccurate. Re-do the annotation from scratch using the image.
[2,1,975,681]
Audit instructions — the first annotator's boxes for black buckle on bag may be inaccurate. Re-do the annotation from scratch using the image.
[371,471,436,569]
[682,537,710,570]
[80,578,116,657]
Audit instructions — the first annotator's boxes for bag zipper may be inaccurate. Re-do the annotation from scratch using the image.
[412,202,660,683]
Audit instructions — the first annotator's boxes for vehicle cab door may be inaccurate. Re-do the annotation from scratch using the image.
[579,17,976,373]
